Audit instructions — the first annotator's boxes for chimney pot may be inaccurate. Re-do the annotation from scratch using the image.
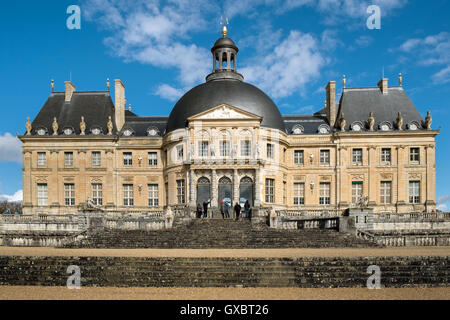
[378,78,388,94]
[326,81,337,127]
[114,79,126,130]
[64,81,76,102]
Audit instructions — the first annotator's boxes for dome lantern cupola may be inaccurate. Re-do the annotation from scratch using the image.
[206,27,244,82]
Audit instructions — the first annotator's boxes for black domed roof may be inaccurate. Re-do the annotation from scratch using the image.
[212,37,238,52]
[166,79,285,133]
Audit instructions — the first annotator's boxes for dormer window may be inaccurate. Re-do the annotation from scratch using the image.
[91,127,102,135]
[318,124,331,134]
[292,125,304,135]
[37,128,47,136]
[63,127,74,135]
[147,127,159,136]
[123,129,133,137]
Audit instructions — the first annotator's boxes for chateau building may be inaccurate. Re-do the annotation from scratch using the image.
[20,28,438,216]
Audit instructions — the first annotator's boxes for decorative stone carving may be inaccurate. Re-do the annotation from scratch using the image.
[52,117,58,135]
[339,113,346,132]
[368,112,375,131]
[80,116,86,135]
[25,117,32,135]
[425,111,432,130]
[107,116,113,135]
[396,112,403,131]
[255,143,261,158]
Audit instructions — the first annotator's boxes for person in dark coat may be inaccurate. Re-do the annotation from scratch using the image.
[244,200,250,219]
[234,202,241,220]
[196,203,202,219]
[220,200,225,219]
[203,200,210,218]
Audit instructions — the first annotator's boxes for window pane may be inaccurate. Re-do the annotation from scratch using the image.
[65,152,73,166]
[381,148,391,163]
[241,140,251,157]
[319,183,330,205]
[352,182,363,204]
[320,150,330,164]
[380,181,391,204]
[294,182,305,205]
[294,150,304,165]
[265,179,274,203]
[123,184,134,206]
[220,141,230,157]
[148,152,158,165]
[148,184,159,207]
[92,152,101,166]
[64,184,75,206]
[37,153,46,166]
[409,181,420,204]
[267,144,274,158]
[37,184,48,206]
[177,180,185,204]
[92,184,102,206]
[198,141,209,157]
[123,152,132,166]
[353,149,362,163]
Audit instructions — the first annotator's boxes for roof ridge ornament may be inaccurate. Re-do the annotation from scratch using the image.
[220,16,229,38]
[25,117,32,136]
[52,117,59,136]
[425,111,432,130]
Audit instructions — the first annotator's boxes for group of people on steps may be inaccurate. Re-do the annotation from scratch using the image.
[196,199,251,220]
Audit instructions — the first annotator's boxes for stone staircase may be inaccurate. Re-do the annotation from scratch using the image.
[0,255,447,288]
[65,219,380,248]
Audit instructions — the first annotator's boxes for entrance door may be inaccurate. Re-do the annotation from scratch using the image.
[239,176,254,206]
[218,176,232,205]
[197,177,211,205]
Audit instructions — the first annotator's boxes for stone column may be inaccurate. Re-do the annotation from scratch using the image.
[189,169,196,206]
[233,169,239,205]
[368,146,377,206]
[425,144,436,211]
[226,51,231,69]
[396,146,406,212]
[254,168,261,207]
[211,169,218,208]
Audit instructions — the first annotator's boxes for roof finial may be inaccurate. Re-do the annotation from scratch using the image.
[398,73,402,87]
[51,79,54,93]
[107,78,110,91]
[220,16,229,38]
[342,75,346,88]
[128,104,131,112]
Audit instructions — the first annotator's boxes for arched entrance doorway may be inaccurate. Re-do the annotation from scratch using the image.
[197,177,211,205]
[218,176,232,206]
[239,176,254,206]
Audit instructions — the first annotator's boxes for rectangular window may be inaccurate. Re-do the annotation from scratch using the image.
[352,149,363,164]
[265,178,275,203]
[220,140,230,157]
[148,184,159,207]
[241,140,251,157]
[198,141,209,157]
[409,181,420,204]
[320,150,330,164]
[177,146,184,161]
[148,152,158,166]
[267,144,274,159]
[92,184,103,206]
[380,181,392,205]
[352,182,363,204]
[294,150,304,165]
[37,184,48,206]
[37,152,46,166]
[64,184,75,206]
[319,182,331,205]
[64,152,73,166]
[123,152,132,166]
[92,152,101,166]
[293,182,305,205]
[177,180,185,204]
[410,148,420,163]
[381,148,391,163]
[123,184,134,206]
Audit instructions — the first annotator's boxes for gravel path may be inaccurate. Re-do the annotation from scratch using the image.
[0,246,449,257]
[0,286,448,300]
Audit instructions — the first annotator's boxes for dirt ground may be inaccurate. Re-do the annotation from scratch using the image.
[1,246,449,258]
[0,286,448,300]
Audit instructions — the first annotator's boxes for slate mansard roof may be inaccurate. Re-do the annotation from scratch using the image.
[336,86,425,131]
[28,91,117,136]
[26,82,428,138]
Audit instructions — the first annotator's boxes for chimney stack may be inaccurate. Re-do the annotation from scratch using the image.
[114,79,126,130]
[378,78,388,95]
[326,81,337,128]
[64,81,76,102]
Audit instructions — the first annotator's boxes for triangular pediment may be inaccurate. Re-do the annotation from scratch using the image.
[187,104,262,121]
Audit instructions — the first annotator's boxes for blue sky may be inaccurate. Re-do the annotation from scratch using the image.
[0,0,449,208]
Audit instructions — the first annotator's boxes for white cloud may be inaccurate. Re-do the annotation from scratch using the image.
[0,133,22,163]
[398,32,450,84]
[241,31,326,98]
[437,195,450,204]
[437,203,448,212]
[0,190,23,202]
[84,0,218,86]
[155,84,185,102]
